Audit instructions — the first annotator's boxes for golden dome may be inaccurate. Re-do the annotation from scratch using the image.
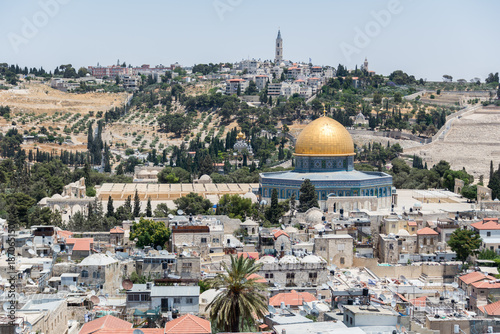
[294,116,355,156]
[236,131,246,140]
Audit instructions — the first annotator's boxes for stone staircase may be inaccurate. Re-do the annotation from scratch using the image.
[418,273,428,284]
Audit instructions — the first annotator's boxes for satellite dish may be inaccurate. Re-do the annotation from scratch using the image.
[168,214,174,219]
[90,295,100,304]
[15,327,22,333]
[338,304,344,313]
[133,330,144,334]
[3,302,13,312]
[26,240,33,247]
[299,310,307,316]
[268,305,277,314]
[98,295,107,305]
[177,209,184,215]
[451,282,459,289]
[90,290,96,296]
[156,245,162,251]
[52,245,61,253]
[391,300,397,308]
[24,322,32,331]
[40,253,45,257]
[122,279,133,290]
[28,249,36,255]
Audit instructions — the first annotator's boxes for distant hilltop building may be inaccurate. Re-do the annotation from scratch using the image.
[275,29,283,64]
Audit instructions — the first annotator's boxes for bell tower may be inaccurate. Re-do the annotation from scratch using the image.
[275,29,283,64]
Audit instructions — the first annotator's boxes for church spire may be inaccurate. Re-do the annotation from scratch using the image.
[275,29,283,64]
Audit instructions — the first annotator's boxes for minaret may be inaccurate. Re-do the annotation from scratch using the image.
[363,57,369,72]
[275,29,283,64]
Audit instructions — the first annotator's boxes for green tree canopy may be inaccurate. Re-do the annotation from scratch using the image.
[448,228,482,264]
[158,166,191,183]
[218,194,255,221]
[174,192,212,215]
[130,217,171,249]
[461,185,477,201]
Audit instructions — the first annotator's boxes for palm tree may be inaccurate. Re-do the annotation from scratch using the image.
[206,255,268,332]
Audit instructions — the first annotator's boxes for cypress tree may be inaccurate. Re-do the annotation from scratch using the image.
[124,195,132,219]
[298,179,319,213]
[133,190,141,217]
[146,197,152,217]
[107,195,114,218]
[490,160,494,182]
[266,189,281,225]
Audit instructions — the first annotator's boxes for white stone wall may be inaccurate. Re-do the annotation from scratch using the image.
[257,262,329,287]
[314,235,354,268]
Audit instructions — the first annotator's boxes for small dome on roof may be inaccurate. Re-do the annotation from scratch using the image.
[257,256,277,264]
[198,174,212,184]
[243,192,258,204]
[397,229,410,236]
[306,208,323,225]
[301,255,324,264]
[313,223,326,232]
[279,255,299,265]
[39,197,49,205]
[52,194,63,199]
[284,226,298,234]
[241,219,258,226]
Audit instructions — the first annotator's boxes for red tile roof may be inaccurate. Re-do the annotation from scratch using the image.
[459,272,495,285]
[78,315,132,334]
[410,296,427,307]
[416,227,438,235]
[58,230,73,239]
[269,290,317,307]
[273,230,289,240]
[67,238,94,251]
[472,280,500,289]
[247,273,267,283]
[408,221,417,226]
[110,226,125,234]
[95,330,163,334]
[237,252,260,260]
[479,299,500,316]
[472,218,500,230]
[164,314,211,334]
[395,293,408,303]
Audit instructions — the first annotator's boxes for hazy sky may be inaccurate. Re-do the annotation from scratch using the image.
[1,0,498,81]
